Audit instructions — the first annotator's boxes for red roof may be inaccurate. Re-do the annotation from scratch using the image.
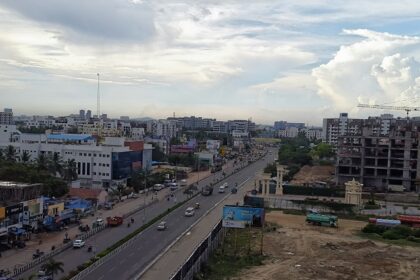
[68,188,103,200]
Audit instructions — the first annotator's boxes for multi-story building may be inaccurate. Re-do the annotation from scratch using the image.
[322,113,363,147]
[211,121,228,133]
[335,114,420,192]
[0,132,152,188]
[228,120,255,133]
[274,121,304,130]
[0,108,14,125]
[146,120,178,139]
[303,127,323,140]
[167,116,215,130]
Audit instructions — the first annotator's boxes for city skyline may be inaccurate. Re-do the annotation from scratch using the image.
[2,1,420,124]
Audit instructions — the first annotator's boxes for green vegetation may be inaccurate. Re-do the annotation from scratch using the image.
[129,169,173,192]
[0,146,74,197]
[194,228,265,280]
[263,162,277,177]
[361,224,420,246]
[310,142,334,159]
[40,258,64,279]
[168,153,199,168]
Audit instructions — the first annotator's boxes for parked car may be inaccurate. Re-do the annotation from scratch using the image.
[72,239,85,248]
[184,207,195,217]
[157,221,167,231]
[180,179,187,187]
[153,184,165,191]
[169,183,178,191]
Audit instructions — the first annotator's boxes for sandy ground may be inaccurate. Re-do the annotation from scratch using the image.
[290,165,335,185]
[235,211,420,280]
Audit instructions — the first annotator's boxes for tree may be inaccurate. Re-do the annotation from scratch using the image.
[48,152,63,177]
[264,163,277,177]
[41,258,64,280]
[21,150,31,163]
[63,159,78,182]
[36,153,49,171]
[0,149,4,161]
[151,144,167,162]
[311,143,334,159]
[5,145,17,162]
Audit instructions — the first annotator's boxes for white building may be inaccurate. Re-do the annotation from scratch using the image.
[146,120,178,139]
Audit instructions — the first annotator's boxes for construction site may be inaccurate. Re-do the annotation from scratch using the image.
[234,211,420,280]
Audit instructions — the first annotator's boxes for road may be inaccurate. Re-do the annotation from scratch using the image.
[83,149,275,280]
[17,150,271,279]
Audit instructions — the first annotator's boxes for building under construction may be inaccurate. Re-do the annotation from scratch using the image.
[0,181,42,206]
[334,114,420,192]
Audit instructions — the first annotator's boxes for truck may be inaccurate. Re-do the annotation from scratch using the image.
[306,213,337,227]
[201,185,213,196]
[106,216,124,227]
[368,218,401,227]
[398,215,420,227]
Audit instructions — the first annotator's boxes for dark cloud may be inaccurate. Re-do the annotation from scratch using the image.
[1,0,155,42]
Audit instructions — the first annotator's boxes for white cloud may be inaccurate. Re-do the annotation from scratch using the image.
[312,29,420,116]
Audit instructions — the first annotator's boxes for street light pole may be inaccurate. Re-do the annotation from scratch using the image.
[143,168,147,225]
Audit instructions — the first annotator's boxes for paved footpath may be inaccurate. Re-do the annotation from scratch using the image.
[0,163,232,274]
[141,178,258,280]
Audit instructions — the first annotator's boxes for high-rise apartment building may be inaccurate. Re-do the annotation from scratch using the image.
[0,108,14,125]
[335,114,420,192]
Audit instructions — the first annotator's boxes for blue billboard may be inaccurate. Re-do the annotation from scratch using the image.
[222,205,265,228]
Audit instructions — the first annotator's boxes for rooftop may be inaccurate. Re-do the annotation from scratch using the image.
[47,134,94,141]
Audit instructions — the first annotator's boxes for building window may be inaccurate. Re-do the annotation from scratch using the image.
[107,155,110,158]
[82,162,86,175]
[88,153,91,156]
[77,162,81,175]
[84,153,87,156]
[87,163,90,175]
[79,153,82,156]
[93,172,96,175]
[94,154,96,157]
[93,163,96,166]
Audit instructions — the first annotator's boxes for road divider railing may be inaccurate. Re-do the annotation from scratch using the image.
[169,219,225,280]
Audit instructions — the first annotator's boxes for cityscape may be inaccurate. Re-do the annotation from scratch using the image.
[2,1,420,280]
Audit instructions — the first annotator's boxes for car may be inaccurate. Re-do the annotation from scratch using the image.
[157,221,167,231]
[223,182,229,188]
[169,183,178,191]
[218,186,225,193]
[153,184,165,191]
[184,207,195,217]
[72,239,85,248]
[95,218,104,226]
[231,187,238,194]
[180,179,187,187]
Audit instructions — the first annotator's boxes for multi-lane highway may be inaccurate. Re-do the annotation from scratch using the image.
[19,148,274,279]
[83,149,275,280]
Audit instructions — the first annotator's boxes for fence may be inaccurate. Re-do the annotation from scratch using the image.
[170,219,224,280]
[11,224,107,277]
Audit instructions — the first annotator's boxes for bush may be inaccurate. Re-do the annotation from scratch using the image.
[407,236,420,243]
[413,229,420,238]
[382,230,402,240]
[391,225,413,238]
[364,204,381,210]
[362,224,386,234]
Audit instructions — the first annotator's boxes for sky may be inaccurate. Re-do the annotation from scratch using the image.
[1,0,420,125]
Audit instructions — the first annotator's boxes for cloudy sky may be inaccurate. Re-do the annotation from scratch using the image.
[1,0,420,125]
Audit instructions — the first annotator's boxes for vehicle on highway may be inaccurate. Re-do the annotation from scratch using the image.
[37,269,53,280]
[184,207,195,217]
[127,192,138,199]
[153,184,165,191]
[157,221,167,231]
[218,186,225,193]
[201,185,213,196]
[169,183,178,191]
[223,182,229,188]
[93,218,104,228]
[195,202,200,209]
[180,179,187,187]
[73,239,85,248]
[231,187,237,194]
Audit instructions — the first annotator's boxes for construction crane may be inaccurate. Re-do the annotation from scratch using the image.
[357,103,420,119]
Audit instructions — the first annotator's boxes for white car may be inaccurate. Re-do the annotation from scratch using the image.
[223,182,229,188]
[157,221,167,231]
[73,239,85,248]
[184,207,195,217]
[218,186,225,193]
[95,218,104,226]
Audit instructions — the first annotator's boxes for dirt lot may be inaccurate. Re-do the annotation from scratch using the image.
[290,165,335,185]
[235,211,420,280]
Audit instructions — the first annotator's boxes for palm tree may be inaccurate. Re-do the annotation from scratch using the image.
[21,150,31,163]
[41,258,64,280]
[48,152,63,176]
[36,153,49,171]
[63,159,78,182]
[0,149,4,162]
[5,145,17,162]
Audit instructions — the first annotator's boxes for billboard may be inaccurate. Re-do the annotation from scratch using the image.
[222,205,265,228]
